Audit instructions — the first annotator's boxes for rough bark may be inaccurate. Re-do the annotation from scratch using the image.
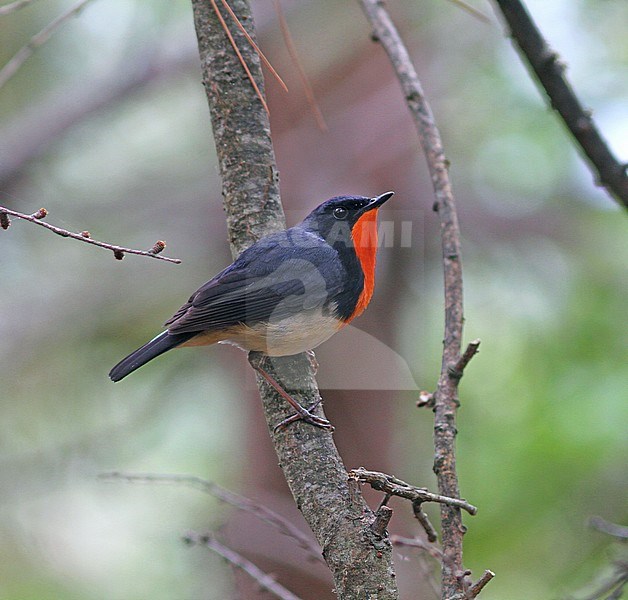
[190,1,399,597]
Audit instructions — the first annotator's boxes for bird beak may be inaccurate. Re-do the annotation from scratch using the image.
[367,191,394,210]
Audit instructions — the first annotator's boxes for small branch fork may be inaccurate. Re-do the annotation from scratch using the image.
[392,536,495,600]
[493,0,628,209]
[350,468,477,544]
[183,531,302,600]
[0,205,181,264]
[350,468,477,516]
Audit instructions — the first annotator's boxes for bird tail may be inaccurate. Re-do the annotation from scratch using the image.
[109,331,195,382]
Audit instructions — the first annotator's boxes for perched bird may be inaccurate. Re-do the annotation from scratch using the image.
[109,191,394,428]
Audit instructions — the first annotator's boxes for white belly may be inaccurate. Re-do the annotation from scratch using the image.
[222,309,343,356]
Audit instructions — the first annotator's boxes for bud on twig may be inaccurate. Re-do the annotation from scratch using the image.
[149,240,166,255]
[30,207,48,219]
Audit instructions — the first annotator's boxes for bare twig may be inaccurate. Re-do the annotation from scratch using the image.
[0,0,41,16]
[569,517,628,600]
[448,339,481,380]
[350,468,477,515]
[574,566,628,600]
[392,535,447,562]
[417,390,435,409]
[589,516,628,541]
[370,505,393,538]
[0,0,97,90]
[99,471,322,562]
[183,531,302,600]
[466,570,496,598]
[392,537,494,599]
[444,0,492,24]
[358,2,477,595]
[0,206,181,263]
[273,0,327,131]
[412,501,439,544]
[493,0,628,208]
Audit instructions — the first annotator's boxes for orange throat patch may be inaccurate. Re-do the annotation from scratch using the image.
[348,208,379,322]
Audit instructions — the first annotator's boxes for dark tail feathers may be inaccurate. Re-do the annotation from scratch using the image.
[109,331,195,382]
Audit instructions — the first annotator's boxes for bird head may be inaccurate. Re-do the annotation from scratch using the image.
[300,192,394,248]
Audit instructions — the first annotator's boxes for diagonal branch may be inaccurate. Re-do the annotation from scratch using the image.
[183,531,302,600]
[493,0,628,209]
[273,0,327,131]
[0,205,181,263]
[99,471,322,562]
[0,0,42,16]
[589,516,628,541]
[0,0,97,91]
[189,1,398,597]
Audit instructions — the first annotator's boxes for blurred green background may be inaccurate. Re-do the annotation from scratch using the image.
[0,0,626,598]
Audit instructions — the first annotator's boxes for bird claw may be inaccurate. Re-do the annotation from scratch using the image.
[306,350,319,374]
[274,399,334,432]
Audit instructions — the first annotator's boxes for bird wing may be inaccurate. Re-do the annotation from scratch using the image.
[165,230,343,335]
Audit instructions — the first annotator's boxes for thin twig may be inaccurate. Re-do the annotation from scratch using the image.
[392,537,495,599]
[0,206,181,264]
[273,0,327,131]
[0,0,96,90]
[183,531,303,600]
[358,1,479,596]
[392,535,447,562]
[589,516,628,541]
[493,0,628,208]
[99,471,322,562]
[412,501,439,543]
[448,339,481,380]
[208,0,269,115]
[466,570,496,598]
[350,468,477,515]
[575,568,628,600]
[0,0,41,16]
[444,0,492,24]
[370,505,393,538]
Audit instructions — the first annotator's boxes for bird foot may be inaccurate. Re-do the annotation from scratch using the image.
[274,398,334,432]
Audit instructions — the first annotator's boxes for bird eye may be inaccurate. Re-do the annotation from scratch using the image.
[333,207,348,220]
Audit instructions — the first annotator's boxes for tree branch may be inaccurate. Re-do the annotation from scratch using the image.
[589,516,628,541]
[492,0,628,209]
[183,531,302,600]
[358,1,483,596]
[392,537,495,599]
[0,0,42,17]
[0,205,181,263]
[190,1,398,597]
[99,471,322,563]
[350,468,477,515]
[0,0,97,91]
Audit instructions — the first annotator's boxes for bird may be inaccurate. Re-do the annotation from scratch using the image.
[109,191,394,429]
